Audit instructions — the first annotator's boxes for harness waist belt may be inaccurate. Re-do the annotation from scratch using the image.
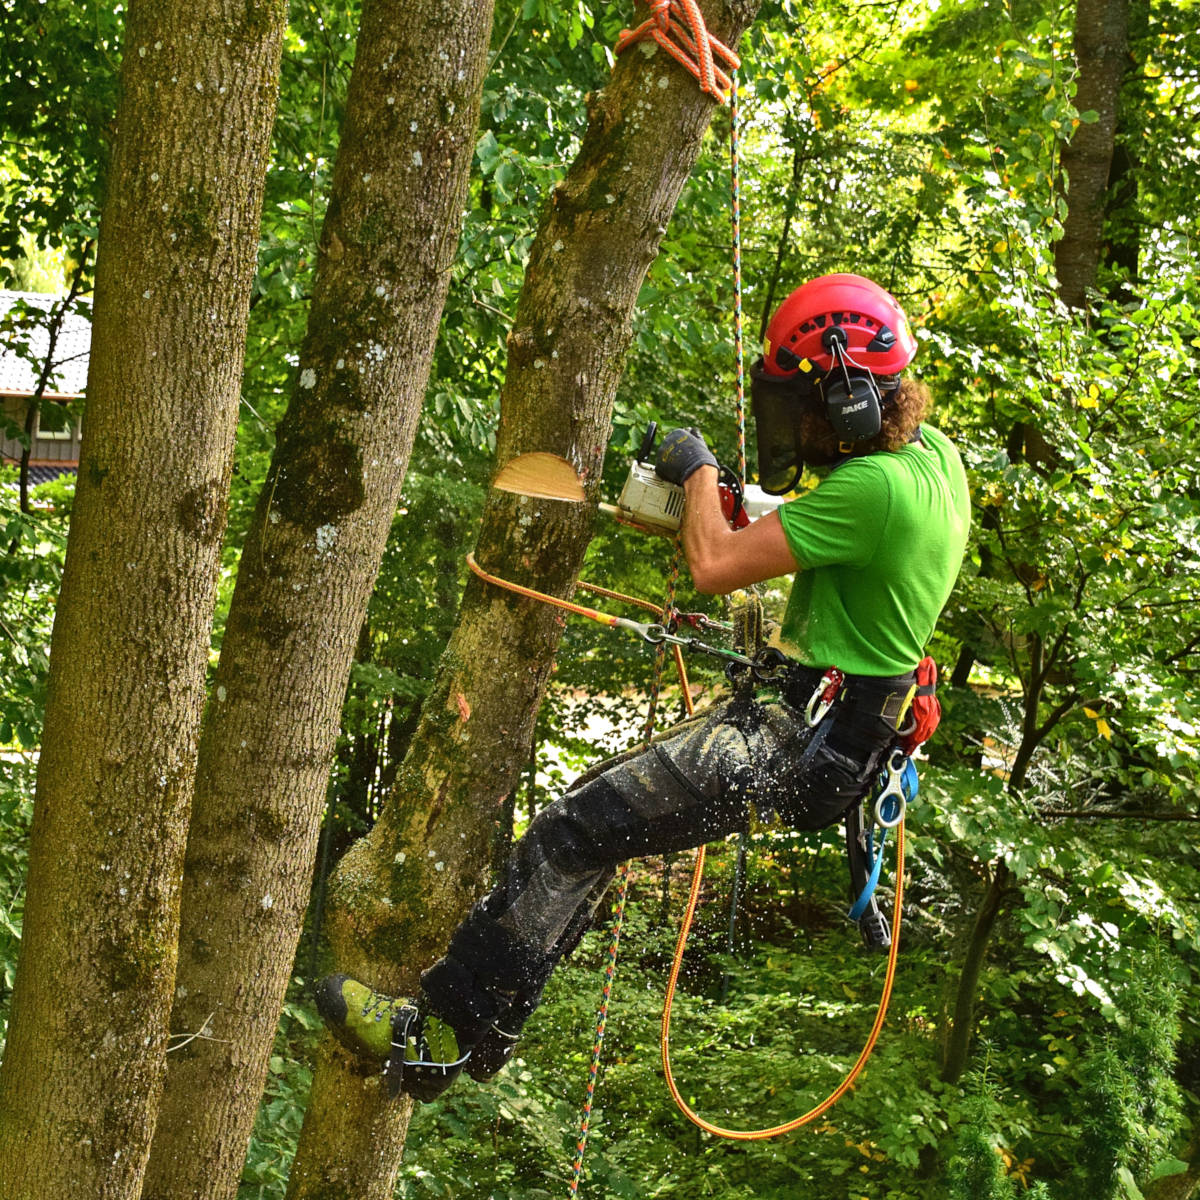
[782,665,920,725]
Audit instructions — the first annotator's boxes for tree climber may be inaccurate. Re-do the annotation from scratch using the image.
[316,273,972,1103]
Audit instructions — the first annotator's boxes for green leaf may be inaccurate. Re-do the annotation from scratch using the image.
[1149,1158,1190,1181]
[1116,1165,1146,1199]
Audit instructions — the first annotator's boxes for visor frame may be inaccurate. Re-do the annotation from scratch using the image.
[749,358,817,496]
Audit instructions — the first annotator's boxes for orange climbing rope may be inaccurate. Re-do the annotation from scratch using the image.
[615,0,741,104]
[661,825,906,1139]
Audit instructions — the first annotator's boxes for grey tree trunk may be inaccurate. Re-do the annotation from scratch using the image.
[141,2,496,1197]
[285,4,760,1197]
[1054,0,1130,308]
[939,0,1132,1084]
[0,2,285,1198]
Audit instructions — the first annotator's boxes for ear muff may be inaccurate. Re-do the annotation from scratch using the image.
[821,371,883,441]
[819,324,883,442]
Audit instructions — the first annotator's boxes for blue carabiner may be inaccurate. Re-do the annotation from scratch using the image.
[847,752,920,922]
[848,828,887,921]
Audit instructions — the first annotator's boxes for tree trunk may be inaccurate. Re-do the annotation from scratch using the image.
[1102,0,1149,293]
[0,3,285,1197]
[939,861,1012,1084]
[1054,0,1130,308]
[287,4,760,1197]
[141,3,496,1197]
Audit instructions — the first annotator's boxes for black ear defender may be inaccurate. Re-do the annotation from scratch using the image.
[819,325,883,442]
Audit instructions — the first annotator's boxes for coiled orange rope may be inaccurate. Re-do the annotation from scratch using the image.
[615,0,741,104]
[661,823,905,1139]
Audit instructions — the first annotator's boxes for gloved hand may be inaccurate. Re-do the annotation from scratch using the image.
[655,427,718,486]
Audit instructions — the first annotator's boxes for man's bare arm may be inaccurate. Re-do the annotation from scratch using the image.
[679,465,799,595]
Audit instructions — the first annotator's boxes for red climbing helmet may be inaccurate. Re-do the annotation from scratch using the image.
[761,273,917,379]
[751,274,919,493]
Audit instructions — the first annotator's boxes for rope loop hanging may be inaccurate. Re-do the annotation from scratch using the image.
[615,0,741,104]
[661,823,906,1140]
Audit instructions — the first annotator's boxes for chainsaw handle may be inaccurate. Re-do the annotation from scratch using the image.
[637,422,659,464]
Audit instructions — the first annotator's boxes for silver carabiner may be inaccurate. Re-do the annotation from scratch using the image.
[636,622,688,647]
[804,668,844,727]
[873,748,909,829]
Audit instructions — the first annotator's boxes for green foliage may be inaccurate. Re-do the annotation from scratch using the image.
[946,1085,1022,1200]
[1078,961,1184,1200]
[0,481,67,752]
[324,469,485,846]
[0,0,120,283]
[0,758,33,1030]
[0,474,60,1039]
[4,0,1200,1196]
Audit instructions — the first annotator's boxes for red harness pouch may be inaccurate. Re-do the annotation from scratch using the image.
[900,655,941,754]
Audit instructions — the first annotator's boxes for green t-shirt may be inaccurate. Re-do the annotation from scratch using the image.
[778,425,970,676]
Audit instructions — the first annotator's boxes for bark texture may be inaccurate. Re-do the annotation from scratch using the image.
[286,4,760,1197]
[1054,0,1130,308]
[0,3,285,1198]
[141,3,496,1197]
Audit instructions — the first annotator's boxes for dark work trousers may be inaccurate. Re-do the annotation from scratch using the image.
[420,685,903,1046]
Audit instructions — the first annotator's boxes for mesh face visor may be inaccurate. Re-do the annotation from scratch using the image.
[750,358,813,495]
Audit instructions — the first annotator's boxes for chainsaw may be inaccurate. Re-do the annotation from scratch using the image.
[600,422,781,535]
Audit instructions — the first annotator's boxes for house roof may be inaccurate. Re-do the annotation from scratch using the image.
[0,290,92,399]
[26,464,77,485]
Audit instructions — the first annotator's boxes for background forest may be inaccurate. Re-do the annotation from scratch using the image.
[0,0,1197,1198]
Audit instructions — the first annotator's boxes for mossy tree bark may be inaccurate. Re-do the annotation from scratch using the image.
[141,3,496,1198]
[0,3,285,1198]
[1054,0,1130,309]
[285,3,760,1197]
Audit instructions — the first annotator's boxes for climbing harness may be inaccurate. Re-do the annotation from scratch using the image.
[847,751,918,925]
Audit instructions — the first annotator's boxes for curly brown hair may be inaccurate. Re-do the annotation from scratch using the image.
[796,376,930,464]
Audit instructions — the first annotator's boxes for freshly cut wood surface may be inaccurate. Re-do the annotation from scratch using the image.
[492,452,585,501]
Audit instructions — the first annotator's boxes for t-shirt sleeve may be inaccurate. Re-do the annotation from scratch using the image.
[778,462,891,570]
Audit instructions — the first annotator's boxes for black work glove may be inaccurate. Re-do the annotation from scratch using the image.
[655,427,718,486]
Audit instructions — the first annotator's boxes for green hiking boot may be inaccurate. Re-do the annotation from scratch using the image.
[316,974,470,1103]
[316,974,413,1060]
